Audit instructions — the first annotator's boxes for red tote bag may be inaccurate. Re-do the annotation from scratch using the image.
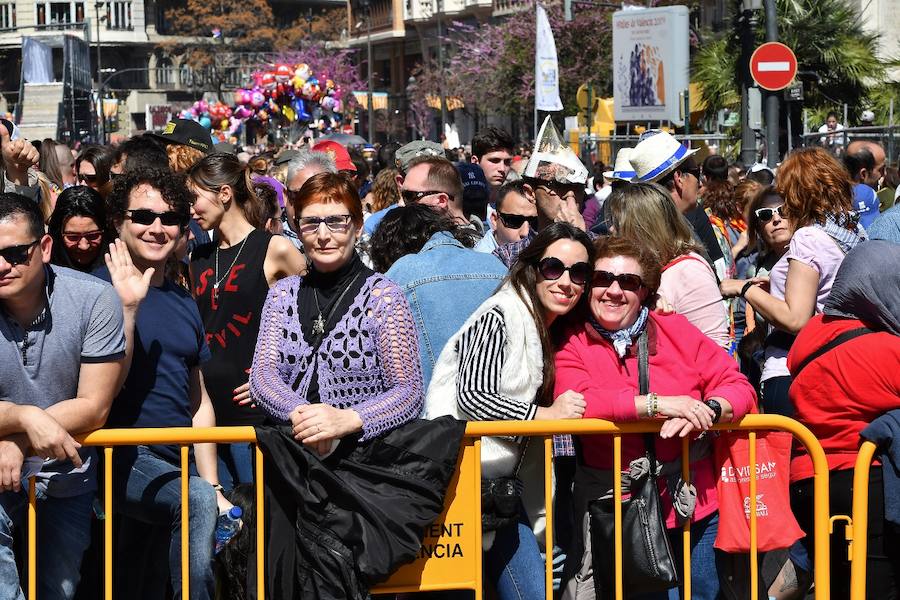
[713,431,805,552]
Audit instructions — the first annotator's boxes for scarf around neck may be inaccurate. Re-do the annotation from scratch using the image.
[589,305,650,357]
[813,212,868,254]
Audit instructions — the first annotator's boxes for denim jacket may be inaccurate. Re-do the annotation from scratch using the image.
[386,231,508,388]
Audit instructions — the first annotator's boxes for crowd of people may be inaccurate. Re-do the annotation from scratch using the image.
[0,113,898,600]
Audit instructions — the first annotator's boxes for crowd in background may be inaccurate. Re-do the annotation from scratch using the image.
[0,114,898,600]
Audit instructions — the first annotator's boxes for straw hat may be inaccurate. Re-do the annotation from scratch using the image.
[523,116,588,185]
[630,130,699,183]
[603,148,636,182]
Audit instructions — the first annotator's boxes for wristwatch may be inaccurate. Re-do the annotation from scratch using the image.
[704,399,722,424]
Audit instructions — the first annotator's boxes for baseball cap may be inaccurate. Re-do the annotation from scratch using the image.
[456,163,490,202]
[312,140,356,172]
[149,119,213,154]
[395,140,445,174]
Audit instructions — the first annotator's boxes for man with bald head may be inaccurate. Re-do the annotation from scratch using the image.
[845,140,885,230]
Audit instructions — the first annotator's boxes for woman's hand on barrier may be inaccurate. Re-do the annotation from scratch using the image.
[659,417,703,439]
[656,396,715,431]
[536,390,586,420]
[290,404,364,453]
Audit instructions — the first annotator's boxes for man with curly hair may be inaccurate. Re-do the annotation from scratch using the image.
[100,167,233,600]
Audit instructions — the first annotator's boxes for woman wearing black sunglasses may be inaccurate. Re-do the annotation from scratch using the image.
[555,236,756,599]
[47,185,113,272]
[425,222,595,600]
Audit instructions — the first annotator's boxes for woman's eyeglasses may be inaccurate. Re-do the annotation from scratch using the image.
[497,212,538,230]
[0,240,39,266]
[754,205,785,224]
[78,173,101,184]
[125,209,189,228]
[62,231,103,245]
[295,214,352,235]
[592,270,645,292]
[537,257,592,286]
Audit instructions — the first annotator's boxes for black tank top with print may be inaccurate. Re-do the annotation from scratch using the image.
[191,229,272,426]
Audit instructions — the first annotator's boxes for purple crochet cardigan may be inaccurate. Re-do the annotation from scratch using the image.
[249,273,423,440]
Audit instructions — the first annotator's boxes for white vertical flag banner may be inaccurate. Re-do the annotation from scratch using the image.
[535,4,563,112]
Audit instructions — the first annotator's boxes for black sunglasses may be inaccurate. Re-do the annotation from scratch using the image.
[125,209,189,228]
[754,205,785,224]
[78,173,99,184]
[0,240,39,266]
[401,189,448,204]
[592,270,645,292]
[537,257,592,286]
[497,212,538,230]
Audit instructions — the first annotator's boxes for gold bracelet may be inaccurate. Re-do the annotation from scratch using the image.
[647,392,659,418]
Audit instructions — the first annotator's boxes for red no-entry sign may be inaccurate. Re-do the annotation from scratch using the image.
[750,42,798,91]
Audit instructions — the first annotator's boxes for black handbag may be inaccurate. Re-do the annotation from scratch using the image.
[587,329,678,598]
[481,437,529,532]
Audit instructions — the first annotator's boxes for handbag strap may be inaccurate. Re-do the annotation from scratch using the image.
[637,329,658,466]
[792,326,875,378]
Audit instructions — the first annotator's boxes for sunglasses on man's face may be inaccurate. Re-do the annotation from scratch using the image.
[78,173,101,184]
[537,257,592,286]
[754,205,785,224]
[401,189,447,204]
[125,209,189,228]
[592,270,645,292]
[62,231,103,245]
[497,212,538,230]
[0,240,40,266]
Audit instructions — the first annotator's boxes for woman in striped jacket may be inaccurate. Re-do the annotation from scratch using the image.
[424,222,595,600]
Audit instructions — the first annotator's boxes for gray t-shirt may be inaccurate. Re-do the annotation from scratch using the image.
[0,265,125,497]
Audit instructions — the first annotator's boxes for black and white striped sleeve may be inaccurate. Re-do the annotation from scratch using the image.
[455,307,538,422]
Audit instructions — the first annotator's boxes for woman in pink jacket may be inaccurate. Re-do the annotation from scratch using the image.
[555,236,756,600]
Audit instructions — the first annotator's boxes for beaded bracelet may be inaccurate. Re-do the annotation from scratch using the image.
[646,392,659,418]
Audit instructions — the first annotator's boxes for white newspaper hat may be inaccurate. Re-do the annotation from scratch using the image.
[523,116,589,185]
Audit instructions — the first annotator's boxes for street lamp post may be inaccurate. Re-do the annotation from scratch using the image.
[96,67,152,144]
[436,0,447,140]
[407,75,416,141]
[93,2,102,80]
[366,4,374,144]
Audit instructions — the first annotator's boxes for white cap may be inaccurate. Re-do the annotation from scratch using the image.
[629,130,699,183]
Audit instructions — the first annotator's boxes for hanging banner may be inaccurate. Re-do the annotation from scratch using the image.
[612,6,689,124]
[534,4,563,112]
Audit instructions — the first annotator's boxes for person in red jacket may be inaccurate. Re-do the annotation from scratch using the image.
[788,239,900,599]
[555,236,756,600]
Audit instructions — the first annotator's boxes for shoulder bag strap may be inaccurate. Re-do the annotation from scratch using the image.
[637,329,657,465]
[792,326,876,378]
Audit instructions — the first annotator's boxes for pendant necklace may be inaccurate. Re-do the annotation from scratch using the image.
[311,272,361,336]
[213,234,250,290]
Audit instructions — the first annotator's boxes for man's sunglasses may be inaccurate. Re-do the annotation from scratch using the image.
[294,214,352,235]
[537,257,592,286]
[0,240,39,266]
[592,270,645,292]
[401,189,447,204]
[125,209,189,228]
[62,231,103,245]
[754,205,785,224]
[497,212,538,230]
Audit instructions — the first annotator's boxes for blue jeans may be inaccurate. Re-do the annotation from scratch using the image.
[634,512,723,600]
[114,446,217,600]
[485,515,546,600]
[216,443,254,492]
[0,488,93,600]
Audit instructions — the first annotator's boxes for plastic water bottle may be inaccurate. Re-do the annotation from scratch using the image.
[214,506,243,555]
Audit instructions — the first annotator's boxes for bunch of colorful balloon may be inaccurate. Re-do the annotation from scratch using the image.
[176,99,243,138]
[229,62,347,132]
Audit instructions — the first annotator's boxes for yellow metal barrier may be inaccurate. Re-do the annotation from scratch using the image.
[849,440,878,600]
[19,415,830,600]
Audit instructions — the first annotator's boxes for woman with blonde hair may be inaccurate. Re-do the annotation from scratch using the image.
[720,146,866,416]
[606,182,731,349]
